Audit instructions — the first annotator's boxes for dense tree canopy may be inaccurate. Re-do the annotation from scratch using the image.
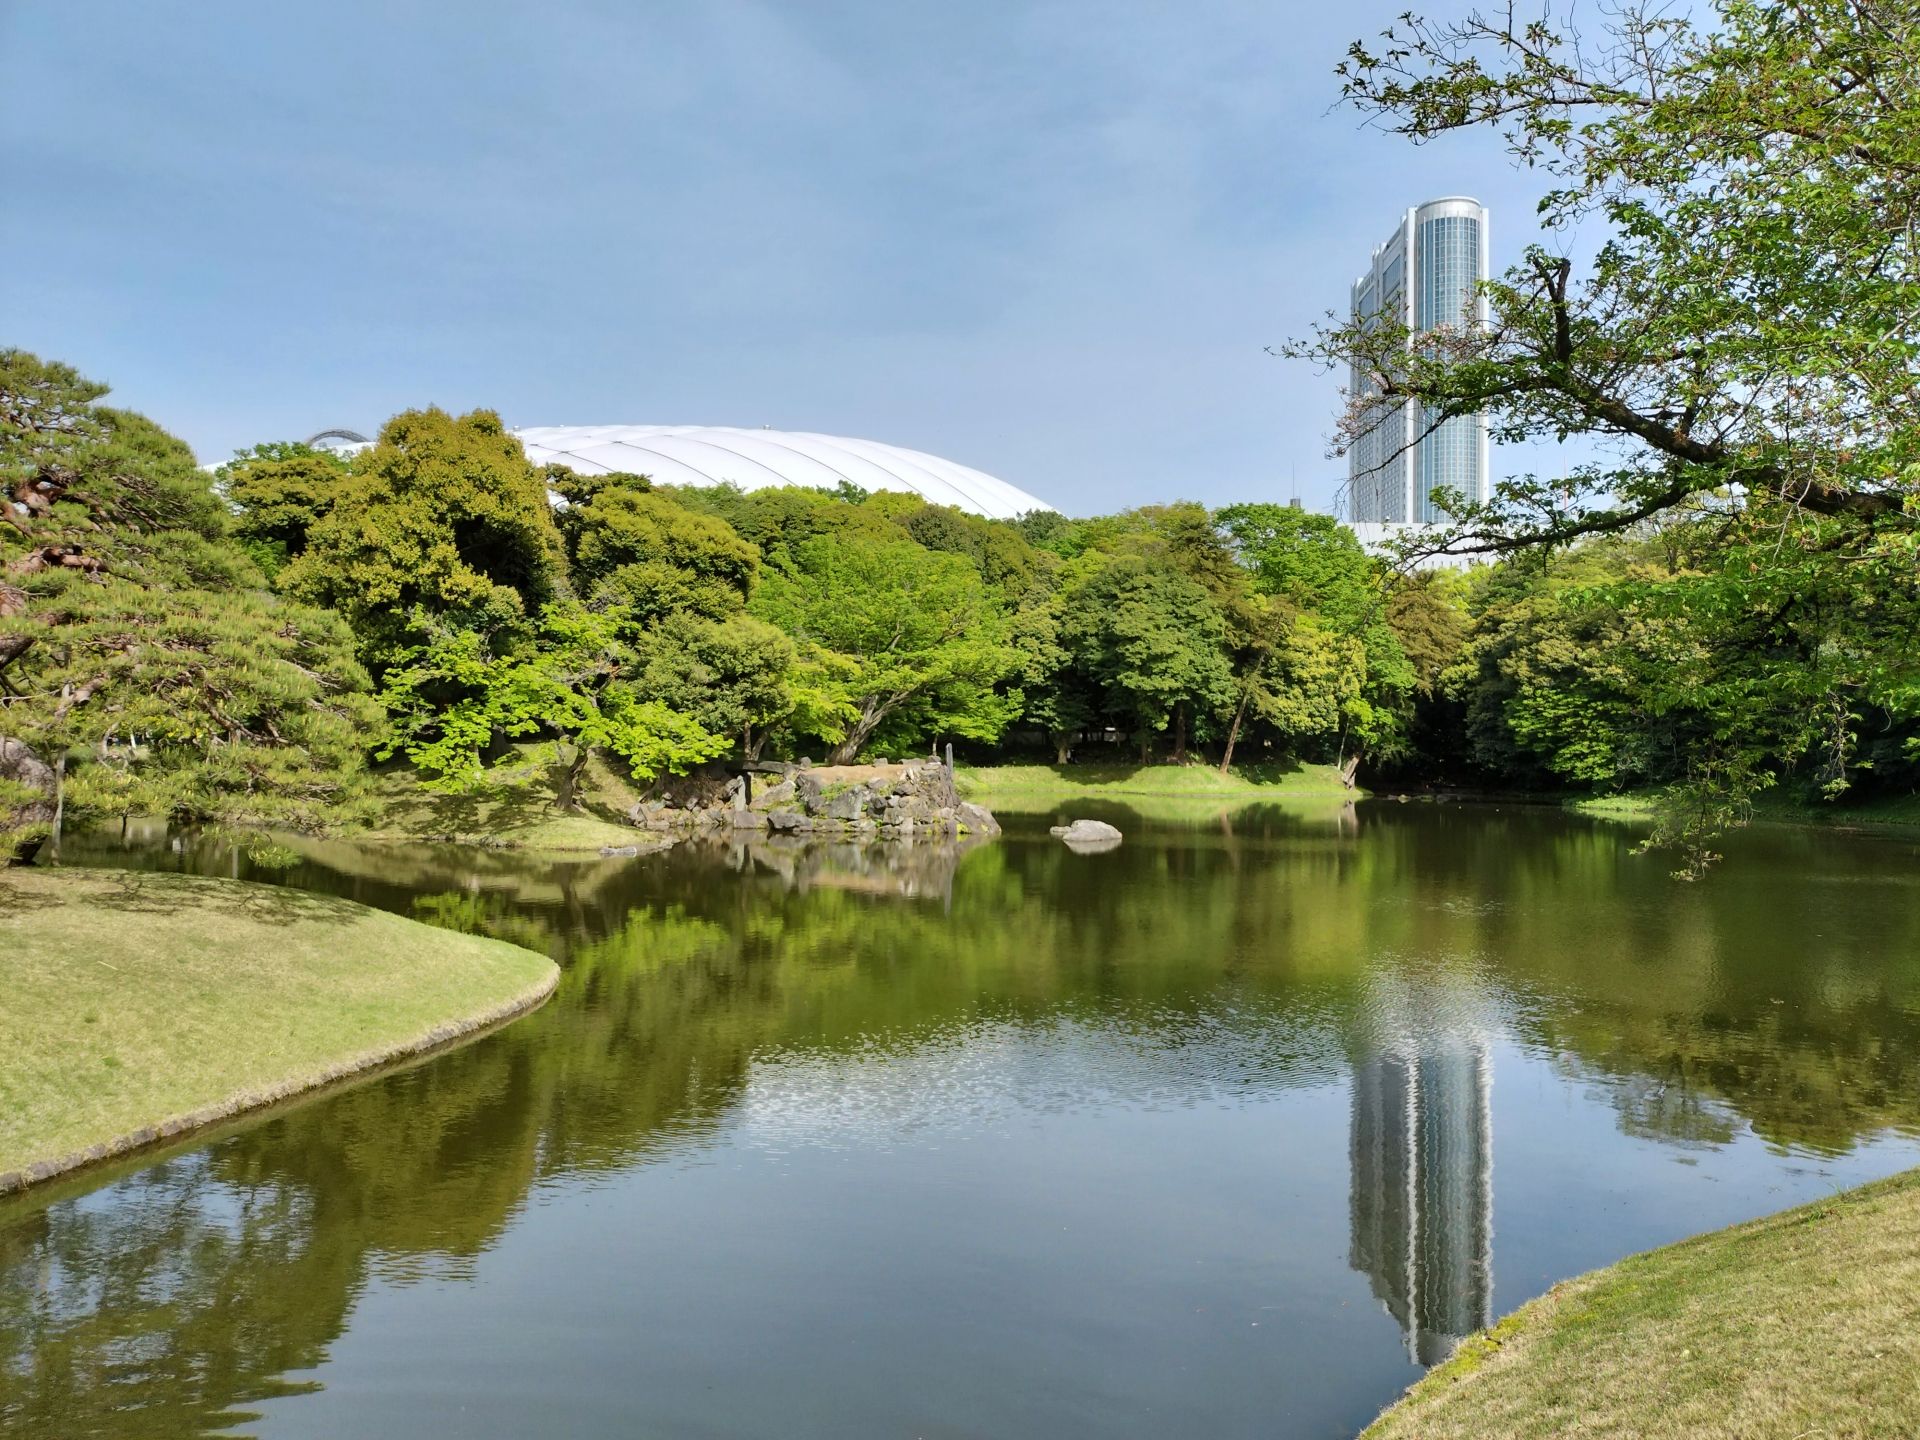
[749,533,1019,764]
[23,323,1896,875]
[0,351,376,859]
[280,407,568,660]
[558,474,760,623]
[216,442,350,577]
[1290,0,1920,857]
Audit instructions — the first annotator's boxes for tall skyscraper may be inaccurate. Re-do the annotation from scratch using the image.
[1347,198,1491,524]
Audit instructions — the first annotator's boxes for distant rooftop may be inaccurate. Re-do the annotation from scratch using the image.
[513,425,1054,520]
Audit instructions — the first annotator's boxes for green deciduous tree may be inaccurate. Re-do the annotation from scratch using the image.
[376,600,728,805]
[218,442,352,577]
[1450,548,1662,789]
[749,534,1019,763]
[1058,553,1234,764]
[1219,503,1415,776]
[280,408,568,663]
[674,483,900,567]
[557,476,760,623]
[1297,0,1920,852]
[1219,505,1376,620]
[893,501,1044,600]
[633,611,798,761]
[1009,580,1097,764]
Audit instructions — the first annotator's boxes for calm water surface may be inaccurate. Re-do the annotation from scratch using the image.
[5,802,1920,1438]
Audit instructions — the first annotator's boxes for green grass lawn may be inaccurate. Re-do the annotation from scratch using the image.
[1571,787,1920,832]
[0,866,557,1191]
[1364,1168,1920,1439]
[956,759,1356,809]
[362,745,657,852]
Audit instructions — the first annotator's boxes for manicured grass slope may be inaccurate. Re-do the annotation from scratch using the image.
[1364,1168,1920,1439]
[957,760,1355,807]
[1572,788,1920,831]
[0,867,557,1189]
[364,745,654,851]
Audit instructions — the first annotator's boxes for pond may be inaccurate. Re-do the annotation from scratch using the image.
[5,803,1920,1438]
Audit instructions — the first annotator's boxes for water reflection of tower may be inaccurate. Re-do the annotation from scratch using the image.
[1348,1001,1494,1366]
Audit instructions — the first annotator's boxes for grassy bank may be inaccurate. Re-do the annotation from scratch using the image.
[0,866,558,1192]
[362,745,662,852]
[956,760,1356,810]
[1570,787,1920,832]
[1364,1168,1920,1439]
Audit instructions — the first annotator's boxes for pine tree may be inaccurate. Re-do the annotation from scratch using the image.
[1,350,378,860]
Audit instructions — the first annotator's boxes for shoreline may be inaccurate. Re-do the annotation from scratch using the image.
[952,762,1920,838]
[0,967,556,1196]
[955,760,1361,806]
[0,868,561,1197]
[1361,1166,1920,1438]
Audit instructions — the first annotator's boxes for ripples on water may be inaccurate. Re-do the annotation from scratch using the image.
[4,804,1919,1438]
[740,1003,1349,1149]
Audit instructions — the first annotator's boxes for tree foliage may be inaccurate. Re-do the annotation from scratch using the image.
[1291,0,1920,856]
[279,408,568,663]
[558,475,760,622]
[749,534,1019,763]
[376,601,729,803]
[216,442,351,577]
[1,350,376,857]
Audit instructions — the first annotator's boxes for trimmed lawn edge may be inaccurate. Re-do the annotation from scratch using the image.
[0,958,558,1198]
[955,761,1361,804]
[1359,1166,1920,1439]
[351,825,674,856]
[1568,788,1920,833]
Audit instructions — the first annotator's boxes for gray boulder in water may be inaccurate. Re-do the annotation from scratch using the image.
[1049,818,1123,850]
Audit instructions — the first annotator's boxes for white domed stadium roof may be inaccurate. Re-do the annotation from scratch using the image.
[513,424,1053,520]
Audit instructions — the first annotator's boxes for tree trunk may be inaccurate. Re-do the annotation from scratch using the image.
[1339,751,1362,790]
[1218,688,1250,776]
[827,698,893,766]
[1052,730,1073,766]
[1171,704,1188,766]
[555,743,589,811]
[51,753,65,856]
[1,737,58,865]
[0,582,31,682]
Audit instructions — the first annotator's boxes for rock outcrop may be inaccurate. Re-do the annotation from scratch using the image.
[698,830,994,901]
[629,760,1000,839]
[1049,818,1123,852]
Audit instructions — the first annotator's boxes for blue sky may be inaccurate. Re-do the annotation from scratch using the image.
[1,2,1568,515]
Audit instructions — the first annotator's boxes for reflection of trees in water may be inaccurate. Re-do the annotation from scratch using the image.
[1331,809,1920,1154]
[2,824,1386,1431]
[1586,1064,1738,1148]
[0,1155,342,1436]
[11,811,1920,1428]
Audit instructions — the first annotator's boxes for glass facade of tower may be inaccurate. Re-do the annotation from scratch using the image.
[1348,200,1489,524]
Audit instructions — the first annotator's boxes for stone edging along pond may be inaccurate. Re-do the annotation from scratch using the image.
[0,952,559,1198]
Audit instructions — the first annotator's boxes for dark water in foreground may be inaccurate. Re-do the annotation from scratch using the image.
[5,803,1920,1438]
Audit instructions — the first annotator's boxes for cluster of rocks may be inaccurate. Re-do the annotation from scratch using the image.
[700,830,993,900]
[626,759,1000,840]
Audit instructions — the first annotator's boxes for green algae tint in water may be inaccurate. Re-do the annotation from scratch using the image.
[6,803,1920,1438]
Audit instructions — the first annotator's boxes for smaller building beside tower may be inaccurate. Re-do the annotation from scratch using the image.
[1347,197,1491,525]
